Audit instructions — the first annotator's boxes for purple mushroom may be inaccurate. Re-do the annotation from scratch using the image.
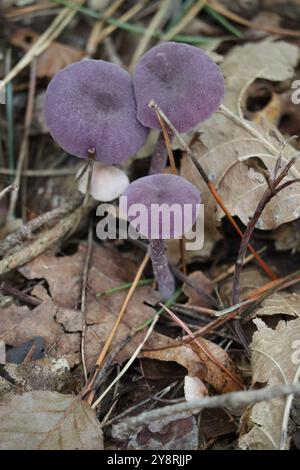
[133,42,225,173]
[44,59,148,164]
[120,173,201,300]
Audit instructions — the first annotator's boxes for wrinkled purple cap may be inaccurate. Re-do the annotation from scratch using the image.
[133,42,225,132]
[121,174,201,239]
[44,59,148,163]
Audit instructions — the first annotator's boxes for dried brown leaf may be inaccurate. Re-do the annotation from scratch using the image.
[10,28,84,78]
[115,412,198,451]
[0,244,166,371]
[0,391,103,450]
[142,338,243,393]
[239,317,300,449]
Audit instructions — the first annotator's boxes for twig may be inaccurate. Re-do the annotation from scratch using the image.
[0,168,78,177]
[80,222,93,382]
[159,303,244,389]
[0,184,17,201]
[113,382,300,436]
[0,191,83,257]
[231,157,297,346]
[0,197,96,277]
[149,101,277,281]
[0,281,41,307]
[280,364,300,450]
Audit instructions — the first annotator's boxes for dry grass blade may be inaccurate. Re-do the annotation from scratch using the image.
[161,0,207,42]
[129,0,173,72]
[91,314,159,409]
[208,0,300,37]
[0,1,84,90]
[159,303,244,389]
[92,250,150,368]
[86,0,125,56]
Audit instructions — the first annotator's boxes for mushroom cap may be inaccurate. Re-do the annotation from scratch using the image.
[121,174,201,239]
[77,162,129,202]
[44,59,148,163]
[133,42,225,132]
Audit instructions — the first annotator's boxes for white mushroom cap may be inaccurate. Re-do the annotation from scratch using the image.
[184,375,208,407]
[77,162,129,202]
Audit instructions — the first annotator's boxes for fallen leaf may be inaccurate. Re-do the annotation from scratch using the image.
[10,28,84,78]
[1,243,167,371]
[181,110,300,230]
[222,38,298,113]
[0,391,103,450]
[142,338,243,393]
[183,271,214,308]
[112,411,198,451]
[258,292,300,318]
[0,358,73,394]
[238,317,300,450]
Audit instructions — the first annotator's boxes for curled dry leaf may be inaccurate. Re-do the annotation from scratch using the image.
[0,391,103,450]
[142,338,243,394]
[238,317,300,450]
[10,28,84,78]
[221,39,298,113]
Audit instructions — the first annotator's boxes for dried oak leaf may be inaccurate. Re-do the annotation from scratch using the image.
[181,39,300,231]
[10,28,84,78]
[238,317,300,450]
[0,391,103,450]
[15,243,165,370]
[142,338,243,393]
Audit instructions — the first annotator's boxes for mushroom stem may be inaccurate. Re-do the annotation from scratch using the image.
[150,239,175,301]
[149,133,167,175]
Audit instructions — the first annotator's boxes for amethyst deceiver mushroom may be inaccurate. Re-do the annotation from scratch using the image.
[121,174,201,300]
[133,42,225,173]
[44,59,148,163]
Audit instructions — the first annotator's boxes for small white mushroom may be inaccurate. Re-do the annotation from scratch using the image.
[184,375,208,413]
[77,162,129,202]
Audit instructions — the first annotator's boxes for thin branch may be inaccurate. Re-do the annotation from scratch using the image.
[113,382,300,437]
[80,222,93,382]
